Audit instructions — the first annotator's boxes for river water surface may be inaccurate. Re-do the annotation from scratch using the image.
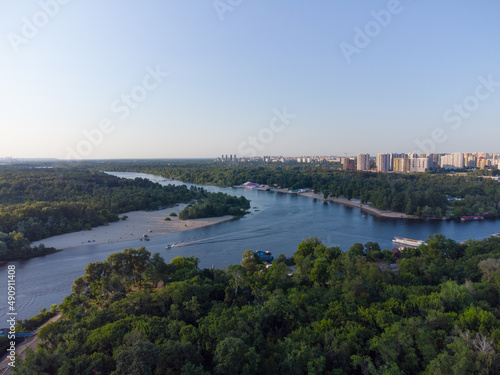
[1,172,499,320]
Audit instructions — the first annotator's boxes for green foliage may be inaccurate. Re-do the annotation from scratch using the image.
[16,306,57,332]
[22,235,500,374]
[0,167,194,260]
[0,231,57,261]
[0,167,250,260]
[179,192,250,220]
[86,161,500,219]
[114,338,160,374]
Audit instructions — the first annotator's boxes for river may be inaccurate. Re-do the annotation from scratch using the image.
[1,171,499,320]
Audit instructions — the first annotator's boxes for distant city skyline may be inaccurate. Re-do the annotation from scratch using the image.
[2,149,500,162]
[1,1,499,159]
[215,151,500,173]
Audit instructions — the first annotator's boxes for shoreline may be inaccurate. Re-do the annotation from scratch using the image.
[0,312,62,374]
[234,185,418,220]
[31,203,235,250]
[298,191,419,219]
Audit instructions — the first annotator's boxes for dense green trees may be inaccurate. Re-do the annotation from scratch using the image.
[0,305,58,356]
[87,161,500,219]
[0,231,56,261]
[0,167,198,238]
[0,167,249,260]
[179,192,250,220]
[15,234,500,374]
[0,167,198,260]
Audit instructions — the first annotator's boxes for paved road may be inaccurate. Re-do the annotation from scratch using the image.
[0,312,62,375]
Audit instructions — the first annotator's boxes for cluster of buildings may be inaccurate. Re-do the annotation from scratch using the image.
[347,152,500,172]
[215,154,238,162]
[216,153,500,172]
[216,155,343,163]
[288,156,342,163]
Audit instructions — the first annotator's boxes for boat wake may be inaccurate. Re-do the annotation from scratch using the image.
[170,227,283,249]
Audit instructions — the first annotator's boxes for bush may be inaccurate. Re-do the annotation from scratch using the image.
[0,337,10,354]
[16,308,57,332]
[164,217,171,221]
[170,212,177,217]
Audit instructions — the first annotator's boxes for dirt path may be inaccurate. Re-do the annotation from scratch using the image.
[0,312,62,374]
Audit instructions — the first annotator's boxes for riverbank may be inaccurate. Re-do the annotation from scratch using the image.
[0,312,62,374]
[235,185,418,219]
[31,203,234,250]
[298,191,419,219]
[0,247,60,266]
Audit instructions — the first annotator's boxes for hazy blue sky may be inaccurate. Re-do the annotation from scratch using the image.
[1,1,499,159]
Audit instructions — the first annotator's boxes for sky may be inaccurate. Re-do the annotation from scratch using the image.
[0,0,499,159]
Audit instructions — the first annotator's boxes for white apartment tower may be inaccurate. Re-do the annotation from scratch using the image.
[376,153,392,172]
[409,158,429,172]
[357,153,370,171]
[440,153,465,170]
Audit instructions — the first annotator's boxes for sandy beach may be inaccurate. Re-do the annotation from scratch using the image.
[31,203,234,250]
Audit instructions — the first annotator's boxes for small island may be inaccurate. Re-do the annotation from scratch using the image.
[179,192,250,220]
[0,167,249,261]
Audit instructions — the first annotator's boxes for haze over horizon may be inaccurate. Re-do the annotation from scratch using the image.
[1,1,499,159]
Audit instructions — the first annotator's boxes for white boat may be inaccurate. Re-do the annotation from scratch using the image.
[392,237,425,248]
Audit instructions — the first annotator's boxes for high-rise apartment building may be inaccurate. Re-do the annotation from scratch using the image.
[343,158,356,171]
[464,153,477,168]
[357,153,370,171]
[393,158,410,173]
[440,153,464,170]
[425,154,438,170]
[376,153,391,172]
[409,158,429,172]
[477,158,491,169]
[390,153,406,171]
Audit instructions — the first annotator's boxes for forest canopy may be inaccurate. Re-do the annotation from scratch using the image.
[0,166,248,261]
[86,161,500,219]
[15,234,500,374]
[179,192,250,220]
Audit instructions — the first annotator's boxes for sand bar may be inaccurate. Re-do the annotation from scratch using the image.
[31,203,234,250]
